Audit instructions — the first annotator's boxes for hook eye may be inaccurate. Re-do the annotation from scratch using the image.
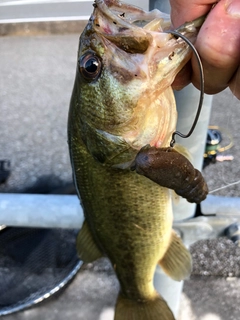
[165,30,205,148]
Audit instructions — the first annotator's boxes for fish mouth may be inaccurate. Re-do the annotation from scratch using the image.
[90,0,172,54]
[87,0,201,85]
[90,0,203,51]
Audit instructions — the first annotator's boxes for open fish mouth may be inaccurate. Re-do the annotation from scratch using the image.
[89,0,204,53]
[86,0,203,85]
[90,0,172,54]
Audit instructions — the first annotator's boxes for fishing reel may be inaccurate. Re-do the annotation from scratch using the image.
[203,126,233,169]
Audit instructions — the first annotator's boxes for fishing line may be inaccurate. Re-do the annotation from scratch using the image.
[209,180,240,194]
[165,30,205,148]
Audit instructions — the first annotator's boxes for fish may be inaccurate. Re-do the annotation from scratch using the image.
[68,0,208,319]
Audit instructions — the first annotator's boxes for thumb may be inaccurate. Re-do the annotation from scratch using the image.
[191,0,240,94]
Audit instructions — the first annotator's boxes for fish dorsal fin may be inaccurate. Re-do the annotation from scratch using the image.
[76,220,103,263]
[158,230,192,281]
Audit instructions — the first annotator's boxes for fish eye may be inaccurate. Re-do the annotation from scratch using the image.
[79,52,102,81]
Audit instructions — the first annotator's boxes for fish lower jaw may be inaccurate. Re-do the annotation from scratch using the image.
[123,127,173,150]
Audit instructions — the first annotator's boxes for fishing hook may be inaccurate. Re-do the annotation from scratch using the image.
[165,30,205,148]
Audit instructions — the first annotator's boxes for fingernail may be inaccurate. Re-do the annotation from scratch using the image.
[225,0,240,17]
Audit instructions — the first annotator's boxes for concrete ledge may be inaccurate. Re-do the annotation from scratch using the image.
[0,19,87,36]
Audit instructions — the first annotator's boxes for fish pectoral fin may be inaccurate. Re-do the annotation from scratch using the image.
[114,292,175,320]
[158,230,192,281]
[76,220,103,263]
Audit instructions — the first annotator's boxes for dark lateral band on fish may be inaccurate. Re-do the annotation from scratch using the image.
[132,146,208,204]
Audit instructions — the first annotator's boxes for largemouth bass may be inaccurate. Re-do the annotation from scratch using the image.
[68,0,207,319]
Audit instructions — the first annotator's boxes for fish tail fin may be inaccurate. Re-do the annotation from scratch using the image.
[114,292,175,320]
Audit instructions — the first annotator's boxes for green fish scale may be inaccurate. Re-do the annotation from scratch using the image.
[69,117,172,300]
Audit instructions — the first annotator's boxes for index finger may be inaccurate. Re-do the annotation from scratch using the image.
[170,0,240,96]
[192,0,240,94]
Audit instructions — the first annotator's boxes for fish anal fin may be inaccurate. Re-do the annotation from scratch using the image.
[159,230,192,281]
[114,292,175,320]
[76,220,103,263]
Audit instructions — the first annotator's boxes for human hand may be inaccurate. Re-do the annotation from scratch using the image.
[170,0,240,99]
